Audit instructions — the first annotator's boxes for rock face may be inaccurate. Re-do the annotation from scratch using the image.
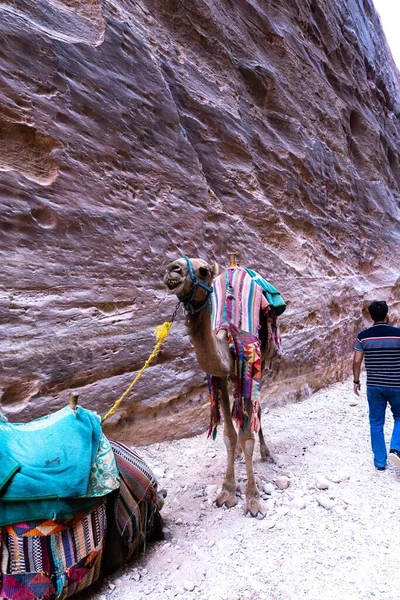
[0,0,399,444]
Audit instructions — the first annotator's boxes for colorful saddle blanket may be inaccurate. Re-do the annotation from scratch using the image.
[207,267,270,437]
[0,441,163,600]
[0,502,107,600]
[103,440,161,571]
[211,267,270,337]
[207,324,262,438]
[0,408,120,526]
[0,406,102,500]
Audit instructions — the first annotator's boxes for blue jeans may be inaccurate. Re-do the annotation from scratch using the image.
[367,386,400,467]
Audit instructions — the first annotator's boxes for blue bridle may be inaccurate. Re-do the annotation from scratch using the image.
[177,256,214,314]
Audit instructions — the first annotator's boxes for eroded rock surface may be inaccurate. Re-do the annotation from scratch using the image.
[0,0,399,443]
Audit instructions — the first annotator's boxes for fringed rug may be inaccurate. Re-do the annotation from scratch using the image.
[207,267,269,438]
[207,324,262,438]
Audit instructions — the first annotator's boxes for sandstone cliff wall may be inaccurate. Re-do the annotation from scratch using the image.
[1,0,400,443]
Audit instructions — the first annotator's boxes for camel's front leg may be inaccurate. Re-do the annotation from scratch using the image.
[239,425,266,518]
[215,378,238,509]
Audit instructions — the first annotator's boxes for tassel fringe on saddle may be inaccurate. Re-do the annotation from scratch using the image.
[207,323,262,438]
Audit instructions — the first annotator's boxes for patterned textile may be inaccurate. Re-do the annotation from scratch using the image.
[207,267,269,437]
[244,268,286,316]
[0,433,120,527]
[211,267,269,337]
[86,434,120,497]
[0,406,102,502]
[104,441,159,570]
[207,324,262,438]
[0,503,106,600]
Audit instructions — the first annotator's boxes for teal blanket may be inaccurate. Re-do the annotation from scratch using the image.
[0,406,102,502]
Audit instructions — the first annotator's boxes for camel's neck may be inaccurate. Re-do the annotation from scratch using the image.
[186,306,233,377]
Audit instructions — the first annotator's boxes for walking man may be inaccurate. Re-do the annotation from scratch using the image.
[353,300,400,471]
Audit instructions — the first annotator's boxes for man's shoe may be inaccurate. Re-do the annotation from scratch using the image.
[375,465,386,471]
[388,449,400,469]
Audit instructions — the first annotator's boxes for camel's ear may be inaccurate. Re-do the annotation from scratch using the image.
[210,262,219,278]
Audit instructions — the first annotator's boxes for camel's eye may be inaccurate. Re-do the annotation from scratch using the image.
[199,267,210,278]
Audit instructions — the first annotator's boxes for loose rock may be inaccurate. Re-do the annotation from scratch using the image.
[184,581,196,592]
[275,476,291,490]
[316,495,335,510]
[263,483,275,495]
[315,475,330,490]
[291,498,306,510]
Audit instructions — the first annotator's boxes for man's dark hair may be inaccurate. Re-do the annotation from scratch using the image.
[368,300,388,322]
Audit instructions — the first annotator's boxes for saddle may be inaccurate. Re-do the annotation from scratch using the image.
[0,405,121,525]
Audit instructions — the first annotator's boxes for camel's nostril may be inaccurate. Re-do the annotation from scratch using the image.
[171,265,182,273]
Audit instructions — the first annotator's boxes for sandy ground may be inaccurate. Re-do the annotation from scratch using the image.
[86,376,400,600]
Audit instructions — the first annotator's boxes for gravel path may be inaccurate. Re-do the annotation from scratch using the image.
[86,376,400,600]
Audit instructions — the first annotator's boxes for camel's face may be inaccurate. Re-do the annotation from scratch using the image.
[163,257,218,300]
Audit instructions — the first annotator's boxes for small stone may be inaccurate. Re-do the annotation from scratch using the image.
[206,484,218,497]
[276,506,289,517]
[184,580,196,592]
[108,583,116,592]
[330,471,351,483]
[291,498,306,510]
[260,519,276,529]
[349,399,359,407]
[175,518,183,526]
[342,472,351,481]
[263,483,275,495]
[153,467,165,479]
[275,476,290,490]
[131,572,141,582]
[342,492,356,505]
[316,494,335,510]
[265,498,276,511]
[315,475,330,490]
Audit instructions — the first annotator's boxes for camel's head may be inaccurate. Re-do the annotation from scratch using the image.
[163,256,219,313]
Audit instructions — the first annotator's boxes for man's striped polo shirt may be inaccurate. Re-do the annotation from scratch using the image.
[354,322,400,387]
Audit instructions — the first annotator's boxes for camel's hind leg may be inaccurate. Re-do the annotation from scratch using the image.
[239,407,266,518]
[216,377,238,509]
[258,406,273,463]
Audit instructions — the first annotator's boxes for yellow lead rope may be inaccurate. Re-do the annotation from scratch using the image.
[102,321,173,423]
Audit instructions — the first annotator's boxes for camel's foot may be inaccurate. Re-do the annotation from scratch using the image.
[244,491,266,519]
[157,488,167,511]
[216,484,238,509]
[260,444,275,463]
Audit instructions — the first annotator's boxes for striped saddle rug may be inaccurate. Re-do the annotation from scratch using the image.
[0,441,162,600]
[207,267,270,438]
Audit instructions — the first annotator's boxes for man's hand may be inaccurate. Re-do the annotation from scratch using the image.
[353,350,363,397]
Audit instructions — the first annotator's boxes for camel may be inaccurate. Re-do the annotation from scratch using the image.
[163,255,275,518]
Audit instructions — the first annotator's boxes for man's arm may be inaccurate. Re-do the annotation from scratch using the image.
[353,350,364,396]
